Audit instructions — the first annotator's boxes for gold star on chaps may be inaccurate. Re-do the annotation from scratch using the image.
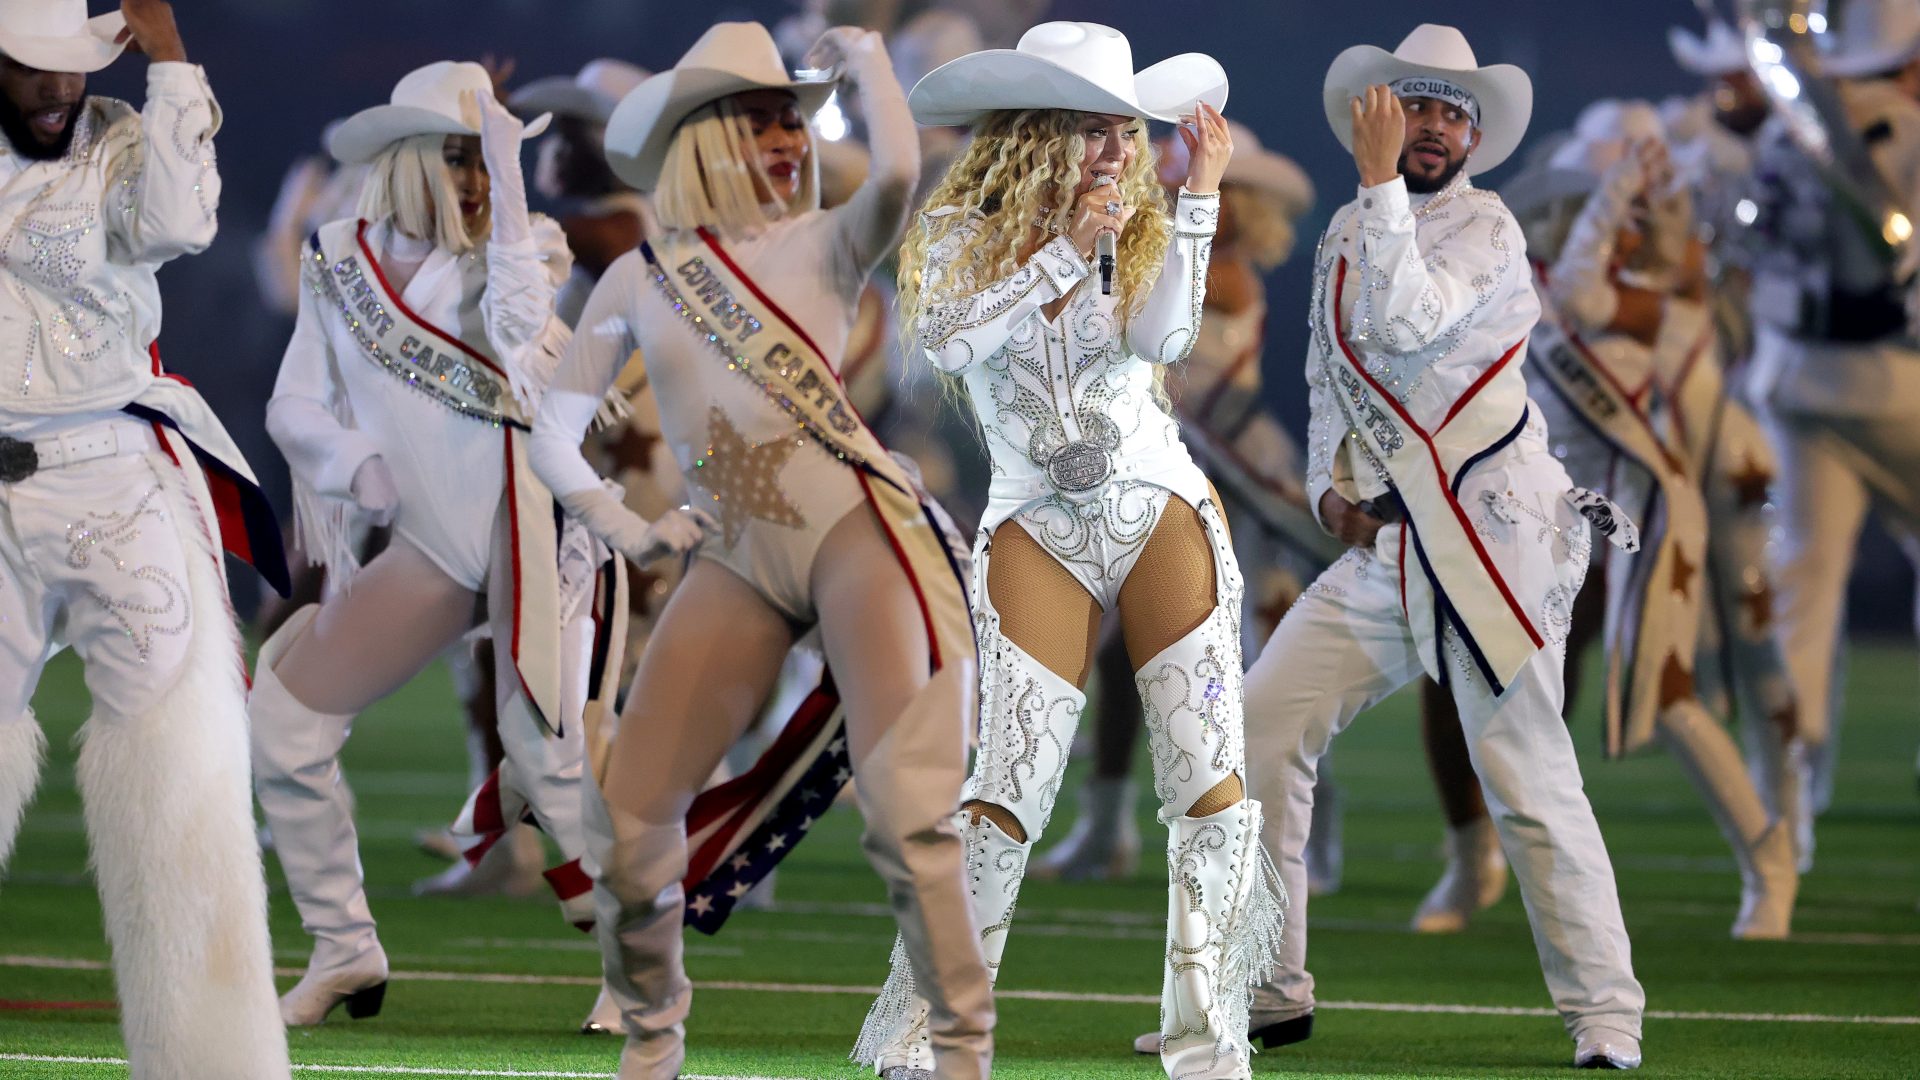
[689,406,807,547]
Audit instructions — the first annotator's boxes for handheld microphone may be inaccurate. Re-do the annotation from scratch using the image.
[1090,172,1119,296]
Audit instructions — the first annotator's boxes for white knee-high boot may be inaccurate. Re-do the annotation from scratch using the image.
[1137,503,1281,1080]
[582,782,691,1080]
[1658,700,1798,939]
[78,498,290,1079]
[853,597,1082,1078]
[1137,608,1281,1080]
[248,606,388,1025]
[0,710,46,872]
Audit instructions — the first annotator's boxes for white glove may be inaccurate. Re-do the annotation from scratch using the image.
[804,25,886,78]
[471,88,533,249]
[557,482,717,568]
[349,456,400,526]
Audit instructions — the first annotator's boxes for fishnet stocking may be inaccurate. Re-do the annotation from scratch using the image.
[969,497,1245,831]
[1185,774,1244,817]
[983,521,1102,686]
[1115,496,1217,667]
[965,522,1103,844]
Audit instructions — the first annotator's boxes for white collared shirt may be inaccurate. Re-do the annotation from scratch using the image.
[1303,172,1541,523]
[0,63,220,435]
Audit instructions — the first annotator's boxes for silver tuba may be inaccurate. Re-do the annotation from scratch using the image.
[1741,0,1917,339]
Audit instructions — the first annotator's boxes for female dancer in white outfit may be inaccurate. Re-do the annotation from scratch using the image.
[854,22,1281,1080]
[528,22,993,1080]
[1510,104,1798,937]
[251,61,625,1026]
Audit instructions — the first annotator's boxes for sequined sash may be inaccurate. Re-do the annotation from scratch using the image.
[1324,255,1545,695]
[303,220,530,428]
[624,228,977,935]
[638,229,915,493]
[1532,287,1709,757]
[301,218,571,735]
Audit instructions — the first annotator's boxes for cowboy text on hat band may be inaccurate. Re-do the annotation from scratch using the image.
[1388,75,1480,126]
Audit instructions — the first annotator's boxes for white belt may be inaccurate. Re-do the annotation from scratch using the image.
[7,418,161,478]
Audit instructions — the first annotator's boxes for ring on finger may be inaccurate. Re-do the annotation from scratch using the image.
[1104,199,1122,217]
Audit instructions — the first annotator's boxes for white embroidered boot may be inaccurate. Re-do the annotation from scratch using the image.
[1155,800,1283,1080]
[1030,775,1140,881]
[1130,566,1278,1080]
[1410,817,1509,933]
[249,606,389,1027]
[852,605,1082,1079]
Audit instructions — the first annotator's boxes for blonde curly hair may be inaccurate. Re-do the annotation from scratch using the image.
[897,108,1170,358]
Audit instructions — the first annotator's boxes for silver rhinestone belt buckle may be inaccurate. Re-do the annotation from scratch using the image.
[1046,439,1114,494]
[0,435,37,484]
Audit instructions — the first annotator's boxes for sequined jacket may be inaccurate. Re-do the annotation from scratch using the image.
[0,64,220,434]
[914,189,1219,516]
[1304,173,1542,527]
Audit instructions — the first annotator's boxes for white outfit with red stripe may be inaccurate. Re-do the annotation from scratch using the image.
[1247,172,1645,1047]
[0,66,293,1078]
[252,205,602,1010]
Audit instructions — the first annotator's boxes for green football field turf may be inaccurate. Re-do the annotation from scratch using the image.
[3,641,1916,1079]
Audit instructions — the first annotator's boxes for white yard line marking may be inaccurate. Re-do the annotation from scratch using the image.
[0,1055,792,1079]
[5,954,1915,1025]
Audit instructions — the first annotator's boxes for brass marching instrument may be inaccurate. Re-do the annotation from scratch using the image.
[1740,0,1915,337]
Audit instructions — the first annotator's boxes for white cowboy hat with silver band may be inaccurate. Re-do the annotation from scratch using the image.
[1818,0,1920,79]
[0,0,127,74]
[330,60,551,165]
[1323,23,1534,175]
[509,59,649,127]
[905,21,1227,127]
[1668,18,1749,77]
[604,22,839,192]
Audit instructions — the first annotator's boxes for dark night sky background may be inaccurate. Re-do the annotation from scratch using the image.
[80,0,1914,621]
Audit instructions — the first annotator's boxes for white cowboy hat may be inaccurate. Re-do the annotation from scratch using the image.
[1668,19,1749,77]
[604,22,838,192]
[1546,98,1665,176]
[1323,24,1534,175]
[1224,121,1314,216]
[0,0,126,74]
[509,59,650,127]
[1819,0,1920,78]
[905,21,1228,128]
[330,61,551,165]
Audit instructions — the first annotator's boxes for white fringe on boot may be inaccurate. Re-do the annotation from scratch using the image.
[851,932,921,1069]
[0,710,47,873]
[75,467,291,1079]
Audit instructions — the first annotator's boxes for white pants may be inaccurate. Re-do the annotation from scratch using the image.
[0,420,290,1078]
[1244,534,1644,1043]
